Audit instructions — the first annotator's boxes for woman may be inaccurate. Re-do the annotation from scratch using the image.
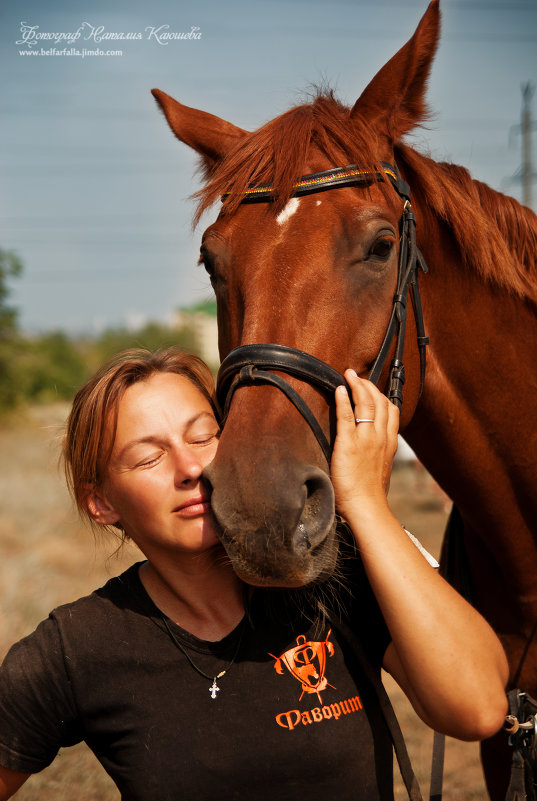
[0,347,508,800]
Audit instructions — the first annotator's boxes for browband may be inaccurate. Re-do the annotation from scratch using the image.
[222,162,399,203]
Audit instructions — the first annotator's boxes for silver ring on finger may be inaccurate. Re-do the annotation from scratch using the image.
[355,418,375,424]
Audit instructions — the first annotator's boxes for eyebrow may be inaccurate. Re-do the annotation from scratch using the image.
[116,411,217,460]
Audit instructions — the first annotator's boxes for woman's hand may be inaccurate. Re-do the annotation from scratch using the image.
[331,369,399,520]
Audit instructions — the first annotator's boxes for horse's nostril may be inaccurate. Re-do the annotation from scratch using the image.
[293,469,335,553]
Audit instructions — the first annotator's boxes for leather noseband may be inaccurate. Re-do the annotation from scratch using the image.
[217,344,346,463]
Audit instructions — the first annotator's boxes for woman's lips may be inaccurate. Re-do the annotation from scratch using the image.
[173,496,211,517]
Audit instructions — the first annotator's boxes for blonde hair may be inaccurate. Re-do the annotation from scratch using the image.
[63,347,218,526]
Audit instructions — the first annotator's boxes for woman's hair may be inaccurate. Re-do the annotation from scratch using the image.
[63,347,218,527]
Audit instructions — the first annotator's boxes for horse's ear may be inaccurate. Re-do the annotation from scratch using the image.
[151,89,247,169]
[350,0,440,144]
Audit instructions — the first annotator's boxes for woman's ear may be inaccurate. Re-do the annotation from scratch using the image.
[85,486,121,526]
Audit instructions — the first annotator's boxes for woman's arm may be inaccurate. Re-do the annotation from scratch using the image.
[331,370,509,741]
[0,765,29,800]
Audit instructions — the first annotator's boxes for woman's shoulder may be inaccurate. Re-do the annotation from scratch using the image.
[49,560,154,629]
[1,562,150,661]
[6,560,160,673]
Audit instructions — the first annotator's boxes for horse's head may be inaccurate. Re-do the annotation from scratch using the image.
[152,1,440,586]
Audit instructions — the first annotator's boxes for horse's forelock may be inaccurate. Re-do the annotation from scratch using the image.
[193,91,385,224]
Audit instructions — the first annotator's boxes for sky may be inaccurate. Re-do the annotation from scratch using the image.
[1,0,536,335]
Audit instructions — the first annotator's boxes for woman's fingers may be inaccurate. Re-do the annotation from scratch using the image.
[334,369,401,450]
[334,382,356,429]
[343,370,392,434]
[335,370,397,438]
[332,370,401,514]
[345,370,376,423]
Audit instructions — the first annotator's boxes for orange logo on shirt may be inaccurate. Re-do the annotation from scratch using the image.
[269,629,336,703]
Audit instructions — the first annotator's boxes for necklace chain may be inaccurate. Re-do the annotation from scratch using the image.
[161,610,247,700]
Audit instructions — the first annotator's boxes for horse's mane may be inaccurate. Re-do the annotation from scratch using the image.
[395,144,537,304]
[195,91,537,304]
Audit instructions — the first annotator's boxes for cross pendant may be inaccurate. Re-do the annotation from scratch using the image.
[209,678,220,699]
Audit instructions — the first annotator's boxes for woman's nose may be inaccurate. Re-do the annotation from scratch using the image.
[173,449,204,484]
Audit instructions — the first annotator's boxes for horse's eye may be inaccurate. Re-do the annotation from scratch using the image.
[368,237,395,260]
[369,236,395,261]
[198,247,216,279]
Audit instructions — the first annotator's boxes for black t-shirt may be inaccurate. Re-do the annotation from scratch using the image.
[0,562,393,800]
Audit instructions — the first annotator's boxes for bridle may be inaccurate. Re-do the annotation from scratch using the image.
[216,161,429,464]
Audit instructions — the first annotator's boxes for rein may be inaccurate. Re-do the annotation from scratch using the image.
[216,161,429,462]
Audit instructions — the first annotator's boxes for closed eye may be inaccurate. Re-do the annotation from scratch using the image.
[190,432,220,447]
[136,452,164,468]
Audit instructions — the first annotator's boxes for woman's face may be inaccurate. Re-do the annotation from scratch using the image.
[89,371,220,560]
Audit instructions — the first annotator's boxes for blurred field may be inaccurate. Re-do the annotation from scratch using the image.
[0,406,488,800]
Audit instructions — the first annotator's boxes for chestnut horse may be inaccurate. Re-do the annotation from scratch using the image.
[152,1,537,796]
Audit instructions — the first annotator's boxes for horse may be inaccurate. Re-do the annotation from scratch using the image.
[152,1,537,796]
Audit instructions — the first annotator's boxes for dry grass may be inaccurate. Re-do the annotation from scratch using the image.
[0,406,488,800]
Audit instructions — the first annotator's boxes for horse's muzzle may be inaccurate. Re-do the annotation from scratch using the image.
[204,460,338,587]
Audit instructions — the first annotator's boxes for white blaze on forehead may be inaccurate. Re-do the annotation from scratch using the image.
[276,197,300,225]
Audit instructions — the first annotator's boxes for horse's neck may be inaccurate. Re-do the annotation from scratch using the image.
[403,243,537,584]
[402,172,537,496]
[394,154,537,692]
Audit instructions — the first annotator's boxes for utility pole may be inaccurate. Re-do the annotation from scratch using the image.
[509,83,536,209]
